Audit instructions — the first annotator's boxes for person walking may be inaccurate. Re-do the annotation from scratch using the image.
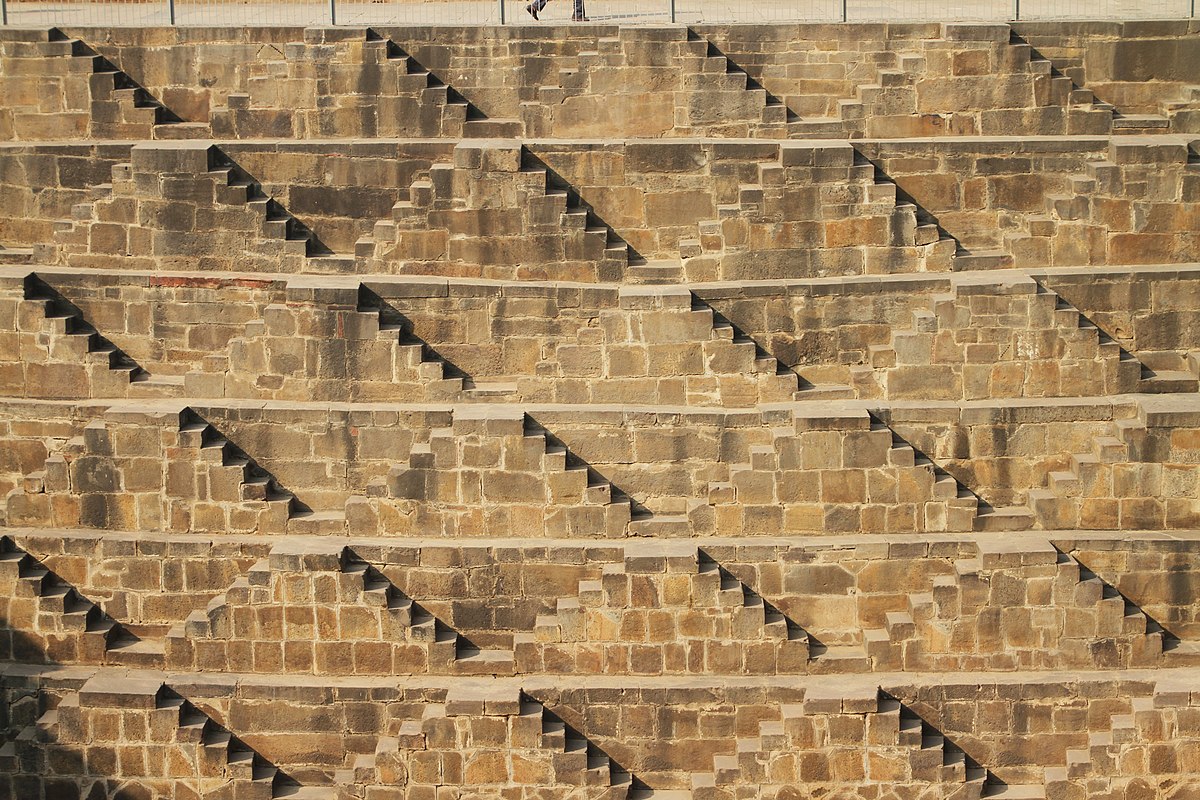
[526,0,588,21]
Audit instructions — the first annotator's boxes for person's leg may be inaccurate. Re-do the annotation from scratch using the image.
[572,0,586,19]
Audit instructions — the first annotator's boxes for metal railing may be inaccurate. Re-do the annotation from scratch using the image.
[0,0,1194,26]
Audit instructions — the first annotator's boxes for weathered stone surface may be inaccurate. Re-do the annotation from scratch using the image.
[2,18,1200,800]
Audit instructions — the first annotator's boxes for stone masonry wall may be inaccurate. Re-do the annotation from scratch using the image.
[5,527,1199,678]
[5,19,1200,800]
[1015,19,1200,129]
[10,266,1200,405]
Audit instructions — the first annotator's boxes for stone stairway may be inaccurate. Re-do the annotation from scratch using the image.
[532,697,634,795]
[46,143,354,273]
[677,31,796,138]
[1003,157,1110,267]
[1161,83,1200,132]
[849,274,1142,400]
[865,538,1177,671]
[177,411,301,532]
[689,294,802,402]
[537,286,803,406]
[688,687,1028,798]
[204,149,355,273]
[705,415,978,535]
[1033,54,1120,132]
[1039,696,1162,797]
[167,691,317,800]
[182,286,481,403]
[78,47,196,141]
[969,408,1146,528]
[1022,413,1146,531]
[0,28,203,140]
[525,27,795,140]
[351,287,505,399]
[779,27,1114,140]
[516,543,809,675]
[166,542,516,675]
[347,555,515,673]
[361,144,630,282]
[1,677,328,799]
[674,144,957,282]
[368,688,634,798]
[0,535,162,667]
[786,51,928,138]
[5,408,305,534]
[16,272,184,399]
[19,273,144,393]
[353,409,635,538]
[210,28,485,139]
[1004,137,1200,269]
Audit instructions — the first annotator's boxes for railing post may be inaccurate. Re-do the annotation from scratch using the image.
[1014,0,1020,20]
[330,0,337,25]
[841,0,847,22]
[2,0,8,26]
[168,0,175,25]
[499,0,505,23]
[669,0,675,23]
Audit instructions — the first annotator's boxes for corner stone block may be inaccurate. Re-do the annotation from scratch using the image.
[782,142,855,168]
[977,536,1059,569]
[79,674,164,709]
[943,23,1009,41]
[454,140,523,173]
[1109,139,1189,165]
[267,539,345,572]
[130,141,215,174]
[452,406,527,437]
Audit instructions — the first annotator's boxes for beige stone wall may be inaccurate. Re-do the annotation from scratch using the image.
[5,19,1200,800]
[20,136,1200,280]
[219,141,455,253]
[26,22,1193,141]
[0,144,131,248]
[696,22,1114,138]
[0,400,99,522]
[10,399,1200,540]
[5,528,1200,674]
[854,136,1110,252]
[1015,19,1200,128]
[1042,265,1200,355]
[7,658,1200,797]
[12,267,1200,405]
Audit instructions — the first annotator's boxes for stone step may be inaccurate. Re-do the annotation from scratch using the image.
[105,636,166,667]
[972,507,1034,532]
[952,251,1014,271]
[153,121,211,139]
[980,786,1045,799]
[1139,369,1199,393]
[627,259,684,284]
[794,384,856,401]
[1112,114,1171,133]
[787,117,847,136]
[462,118,524,138]
[0,247,34,264]
[463,381,519,398]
